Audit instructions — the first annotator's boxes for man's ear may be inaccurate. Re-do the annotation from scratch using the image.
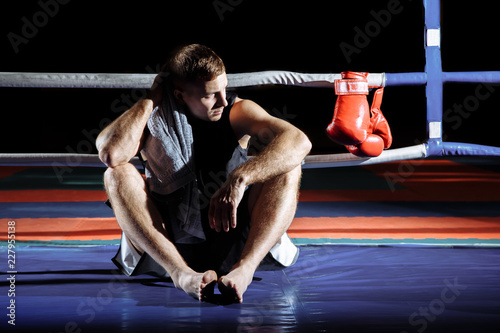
[174,89,185,104]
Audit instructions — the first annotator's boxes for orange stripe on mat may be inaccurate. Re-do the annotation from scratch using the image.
[288,216,500,239]
[3,216,500,242]
[0,190,108,202]
[0,218,121,241]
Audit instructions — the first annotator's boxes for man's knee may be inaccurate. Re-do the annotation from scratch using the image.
[257,166,302,199]
[103,163,142,195]
[275,165,302,190]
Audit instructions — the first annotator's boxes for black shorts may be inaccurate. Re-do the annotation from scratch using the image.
[111,188,298,279]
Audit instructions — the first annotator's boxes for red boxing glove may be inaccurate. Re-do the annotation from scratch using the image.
[326,71,370,145]
[346,88,393,157]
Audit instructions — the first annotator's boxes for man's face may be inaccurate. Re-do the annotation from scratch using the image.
[175,73,228,122]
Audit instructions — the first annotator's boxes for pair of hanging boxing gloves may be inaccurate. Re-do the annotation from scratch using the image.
[326,71,392,157]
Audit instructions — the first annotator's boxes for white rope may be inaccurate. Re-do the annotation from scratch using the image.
[302,144,428,168]
[0,153,140,168]
[0,71,386,89]
[228,71,386,88]
[0,145,427,168]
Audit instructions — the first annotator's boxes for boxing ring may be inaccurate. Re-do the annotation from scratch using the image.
[1,0,500,332]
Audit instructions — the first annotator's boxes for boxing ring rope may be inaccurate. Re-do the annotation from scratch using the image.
[0,145,429,169]
[0,71,386,90]
[1,0,500,168]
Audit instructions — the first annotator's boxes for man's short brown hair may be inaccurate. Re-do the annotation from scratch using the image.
[166,44,226,84]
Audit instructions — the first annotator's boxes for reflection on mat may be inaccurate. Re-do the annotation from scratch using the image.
[1,245,499,332]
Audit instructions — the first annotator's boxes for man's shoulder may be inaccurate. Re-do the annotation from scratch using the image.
[230,98,262,114]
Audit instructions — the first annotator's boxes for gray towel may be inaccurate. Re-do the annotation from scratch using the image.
[141,83,205,243]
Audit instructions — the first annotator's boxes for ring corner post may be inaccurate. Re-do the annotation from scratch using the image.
[423,0,444,156]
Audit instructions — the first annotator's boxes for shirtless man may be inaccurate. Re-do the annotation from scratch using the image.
[96,44,311,303]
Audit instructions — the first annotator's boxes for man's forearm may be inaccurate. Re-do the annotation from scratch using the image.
[232,129,311,188]
[96,98,154,168]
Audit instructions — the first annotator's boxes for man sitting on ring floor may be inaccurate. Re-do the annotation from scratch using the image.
[96,44,311,303]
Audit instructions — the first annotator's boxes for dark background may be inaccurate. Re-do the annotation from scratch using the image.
[1,0,499,154]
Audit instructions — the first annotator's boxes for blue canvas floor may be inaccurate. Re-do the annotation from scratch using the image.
[1,245,499,332]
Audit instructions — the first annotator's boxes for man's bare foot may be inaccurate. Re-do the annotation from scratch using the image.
[173,270,218,301]
[218,265,254,303]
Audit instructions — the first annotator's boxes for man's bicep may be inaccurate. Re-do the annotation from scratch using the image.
[231,99,289,138]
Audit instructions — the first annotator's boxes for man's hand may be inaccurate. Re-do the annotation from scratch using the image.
[148,71,169,107]
[208,176,246,232]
